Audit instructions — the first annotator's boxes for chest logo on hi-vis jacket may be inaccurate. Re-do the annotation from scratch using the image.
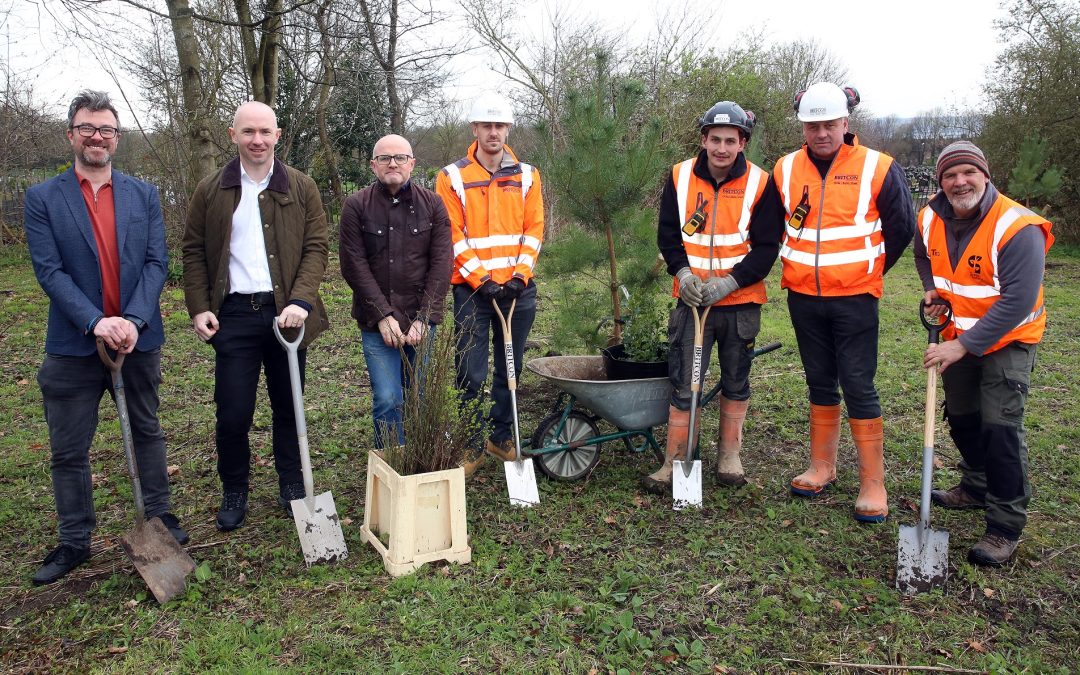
[967,254,983,277]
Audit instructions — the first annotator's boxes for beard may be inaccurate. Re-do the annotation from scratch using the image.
[947,182,985,213]
[79,146,113,168]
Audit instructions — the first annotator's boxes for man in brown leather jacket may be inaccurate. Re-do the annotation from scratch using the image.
[182,101,329,531]
[340,134,452,448]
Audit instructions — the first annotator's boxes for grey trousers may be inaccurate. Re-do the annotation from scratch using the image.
[667,302,761,409]
[942,341,1037,539]
[37,349,171,548]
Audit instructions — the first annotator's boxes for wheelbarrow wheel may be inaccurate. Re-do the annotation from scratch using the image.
[530,411,602,481]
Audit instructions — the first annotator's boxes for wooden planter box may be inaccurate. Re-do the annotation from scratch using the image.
[359,450,472,576]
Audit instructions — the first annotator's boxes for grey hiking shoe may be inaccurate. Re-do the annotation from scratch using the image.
[931,484,985,510]
[968,533,1019,567]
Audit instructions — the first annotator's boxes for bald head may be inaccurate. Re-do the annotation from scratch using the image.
[228,101,281,179]
[233,101,277,129]
[372,134,413,157]
[370,134,415,194]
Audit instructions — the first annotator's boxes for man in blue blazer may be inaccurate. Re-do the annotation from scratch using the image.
[24,90,187,586]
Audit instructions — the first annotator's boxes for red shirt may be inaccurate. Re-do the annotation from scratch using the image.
[77,171,120,317]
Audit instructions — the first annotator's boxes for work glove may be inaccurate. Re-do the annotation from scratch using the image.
[502,277,526,300]
[676,267,705,307]
[479,279,503,302]
[700,275,739,306]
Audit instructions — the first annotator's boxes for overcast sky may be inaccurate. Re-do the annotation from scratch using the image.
[4,0,1007,123]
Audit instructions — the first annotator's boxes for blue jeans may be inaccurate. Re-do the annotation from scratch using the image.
[361,326,436,449]
[37,349,171,548]
[453,282,537,445]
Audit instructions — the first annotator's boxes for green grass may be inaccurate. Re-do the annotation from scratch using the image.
[1,242,1078,672]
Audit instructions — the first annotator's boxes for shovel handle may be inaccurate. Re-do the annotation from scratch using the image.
[685,304,711,466]
[96,337,126,373]
[97,338,146,522]
[273,319,314,505]
[491,299,523,460]
[919,299,952,344]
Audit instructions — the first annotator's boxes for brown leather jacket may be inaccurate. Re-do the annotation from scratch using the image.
[181,157,329,347]
[339,180,451,331]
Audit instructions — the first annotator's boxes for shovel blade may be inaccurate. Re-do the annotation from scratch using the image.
[672,460,702,510]
[120,517,196,604]
[292,491,349,566]
[504,458,540,507]
[896,523,949,594]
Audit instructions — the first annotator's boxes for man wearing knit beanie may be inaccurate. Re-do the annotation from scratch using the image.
[935,141,991,185]
[913,140,1055,566]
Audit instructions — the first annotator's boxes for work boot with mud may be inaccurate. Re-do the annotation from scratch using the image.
[459,447,486,478]
[968,533,1019,567]
[485,438,518,462]
[790,403,840,497]
[715,396,749,487]
[642,405,691,495]
[851,417,888,523]
[931,484,985,510]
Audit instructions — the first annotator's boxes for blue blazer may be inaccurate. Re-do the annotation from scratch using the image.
[25,167,167,356]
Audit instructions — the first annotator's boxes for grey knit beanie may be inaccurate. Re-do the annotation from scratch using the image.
[936,141,990,184]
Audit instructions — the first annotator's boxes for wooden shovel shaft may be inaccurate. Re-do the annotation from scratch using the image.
[685,305,711,466]
[920,360,939,531]
[491,299,520,456]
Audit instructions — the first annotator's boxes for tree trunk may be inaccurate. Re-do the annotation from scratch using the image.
[315,0,343,212]
[235,0,283,105]
[165,0,217,190]
[605,222,622,344]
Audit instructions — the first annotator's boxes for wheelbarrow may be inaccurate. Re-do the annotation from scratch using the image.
[524,342,781,481]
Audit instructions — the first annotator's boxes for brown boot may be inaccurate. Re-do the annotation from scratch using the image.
[715,396,749,487]
[485,438,518,462]
[968,533,1019,566]
[459,447,486,478]
[790,404,840,496]
[642,406,691,495]
[851,417,887,523]
[931,484,985,510]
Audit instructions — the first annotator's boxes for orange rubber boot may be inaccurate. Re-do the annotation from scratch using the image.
[715,396,749,487]
[851,416,887,522]
[790,403,840,497]
[642,406,691,494]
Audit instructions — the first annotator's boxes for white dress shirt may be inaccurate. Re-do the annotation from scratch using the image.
[228,162,275,293]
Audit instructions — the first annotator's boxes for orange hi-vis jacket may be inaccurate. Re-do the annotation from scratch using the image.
[918,193,1054,354]
[671,156,769,305]
[436,142,544,289]
[774,141,892,297]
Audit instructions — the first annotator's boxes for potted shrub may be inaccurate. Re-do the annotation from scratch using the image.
[359,327,477,576]
[602,285,672,380]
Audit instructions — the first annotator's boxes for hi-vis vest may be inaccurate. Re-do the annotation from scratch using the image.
[671,157,769,305]
[435,142,544,288]
[918,194,1054,354]
[774,142,891,297]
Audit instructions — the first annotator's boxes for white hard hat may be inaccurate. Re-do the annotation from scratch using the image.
[469,92,514,124]
[794,82,854,122]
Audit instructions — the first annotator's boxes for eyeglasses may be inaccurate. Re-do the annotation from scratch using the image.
[71,124,120,139]
[373,154,412,165]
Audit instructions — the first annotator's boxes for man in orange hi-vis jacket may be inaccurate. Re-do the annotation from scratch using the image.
[915,141,1054,566]
[436,92,544,476]
[774,82,915,523]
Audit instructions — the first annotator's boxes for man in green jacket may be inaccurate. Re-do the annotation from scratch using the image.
[182,101,329,531]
